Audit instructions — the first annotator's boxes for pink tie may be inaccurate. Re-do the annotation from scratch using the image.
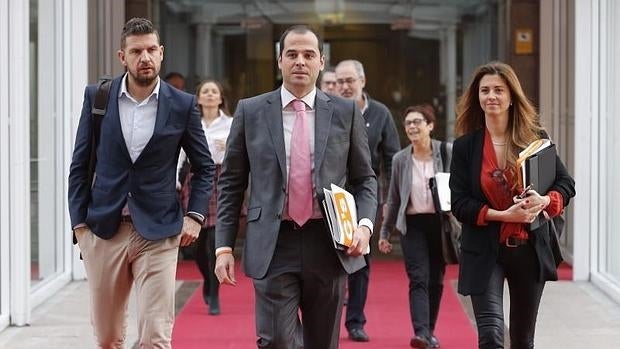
[288,99,313,226]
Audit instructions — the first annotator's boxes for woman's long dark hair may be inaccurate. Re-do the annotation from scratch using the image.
[455,61,543,179]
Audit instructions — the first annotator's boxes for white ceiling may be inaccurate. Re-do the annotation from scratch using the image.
[163,0,496,30]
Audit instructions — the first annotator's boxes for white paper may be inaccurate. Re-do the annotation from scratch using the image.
[322,184,369,254]
[518,138,552,158]
[519,139,552,185]
[434,172,451,212]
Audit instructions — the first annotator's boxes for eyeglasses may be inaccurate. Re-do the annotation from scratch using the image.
[403,119,427,127]
[336,78,358,86]
[491,168,510,193]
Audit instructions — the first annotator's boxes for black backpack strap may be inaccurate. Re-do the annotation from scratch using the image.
[87,76,112,187]
[440,141,448,172]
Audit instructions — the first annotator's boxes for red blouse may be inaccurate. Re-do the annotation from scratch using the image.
[476,129,564,243]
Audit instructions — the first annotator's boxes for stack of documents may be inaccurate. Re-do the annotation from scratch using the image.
[516,139,556,229]
[516,139,552,188]
[432,172,451,212]
[322,184,369,254]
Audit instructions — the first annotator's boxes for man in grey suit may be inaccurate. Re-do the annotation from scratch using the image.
[214,25,377,349]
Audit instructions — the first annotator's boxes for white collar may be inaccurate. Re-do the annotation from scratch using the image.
[118,73,161,102]
[280,86,316,110]
[360,93,369,114]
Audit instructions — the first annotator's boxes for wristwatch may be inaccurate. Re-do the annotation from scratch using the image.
[186,212,204,225]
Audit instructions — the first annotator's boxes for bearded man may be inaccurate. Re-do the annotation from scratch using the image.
[68,17,214,348]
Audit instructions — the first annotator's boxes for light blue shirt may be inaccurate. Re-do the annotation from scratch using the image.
[118,73,160,163]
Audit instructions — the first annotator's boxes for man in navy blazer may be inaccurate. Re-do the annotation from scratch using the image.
[214,26,377,349]
[68,18,214,348]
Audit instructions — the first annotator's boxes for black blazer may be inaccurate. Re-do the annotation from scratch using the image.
[450,129,576,295]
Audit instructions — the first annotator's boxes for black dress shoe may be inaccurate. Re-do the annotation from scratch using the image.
[202,283,210,305]
[348,328,370,342]
[429,335,440,348]
[208,295,220,315]
[410,336,429,349]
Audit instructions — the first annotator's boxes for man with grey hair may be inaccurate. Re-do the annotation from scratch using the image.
[335,59,400,342]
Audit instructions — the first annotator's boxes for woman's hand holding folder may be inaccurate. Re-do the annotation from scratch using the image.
[511,189,551,223]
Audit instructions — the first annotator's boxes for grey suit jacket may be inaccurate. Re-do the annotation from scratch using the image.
[380,139,452,239]
[216,88,377,279]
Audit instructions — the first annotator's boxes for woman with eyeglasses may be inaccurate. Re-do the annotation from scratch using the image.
[379,104,450,349]
[450,62,575,348]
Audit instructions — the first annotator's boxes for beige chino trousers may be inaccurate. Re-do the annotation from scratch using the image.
[76,222,180,349]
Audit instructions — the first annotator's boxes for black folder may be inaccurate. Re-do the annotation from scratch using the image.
[525,143,556,230]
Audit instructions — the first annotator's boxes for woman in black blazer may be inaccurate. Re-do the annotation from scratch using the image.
[449,62,575,349]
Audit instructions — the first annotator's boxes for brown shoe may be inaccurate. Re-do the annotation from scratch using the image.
[410,336,429,348]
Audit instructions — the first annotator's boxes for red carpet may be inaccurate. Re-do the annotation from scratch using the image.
[173,262,256,348]
[173,259,481,348]
[558,262,573,280]
[344,262,478,348]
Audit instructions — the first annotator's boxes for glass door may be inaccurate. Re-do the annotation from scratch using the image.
[30,0,64,289]
[0,87,8,327]
[602,0,620,286]
[0,0,11,330]
[157,0,502,143]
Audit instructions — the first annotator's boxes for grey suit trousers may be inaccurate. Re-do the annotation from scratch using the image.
[253,220,346,349]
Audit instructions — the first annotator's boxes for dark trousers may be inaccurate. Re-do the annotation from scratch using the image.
[400,214,445,339]
[345,255,370,331]
[470,243,545,349]
[195,226,219,304]
[253,220,346,349]
[345,202,383,331]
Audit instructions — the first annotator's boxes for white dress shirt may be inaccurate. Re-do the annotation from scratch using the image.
[177,110,232,177]
[117,74,160,217]
[118,74,160,163]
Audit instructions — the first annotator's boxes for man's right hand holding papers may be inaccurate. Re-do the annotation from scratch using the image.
[322,184,371,256]
[347,225,372,257]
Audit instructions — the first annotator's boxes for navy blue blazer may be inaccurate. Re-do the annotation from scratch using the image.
[450,129,575,295]
[68,75,215,241]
